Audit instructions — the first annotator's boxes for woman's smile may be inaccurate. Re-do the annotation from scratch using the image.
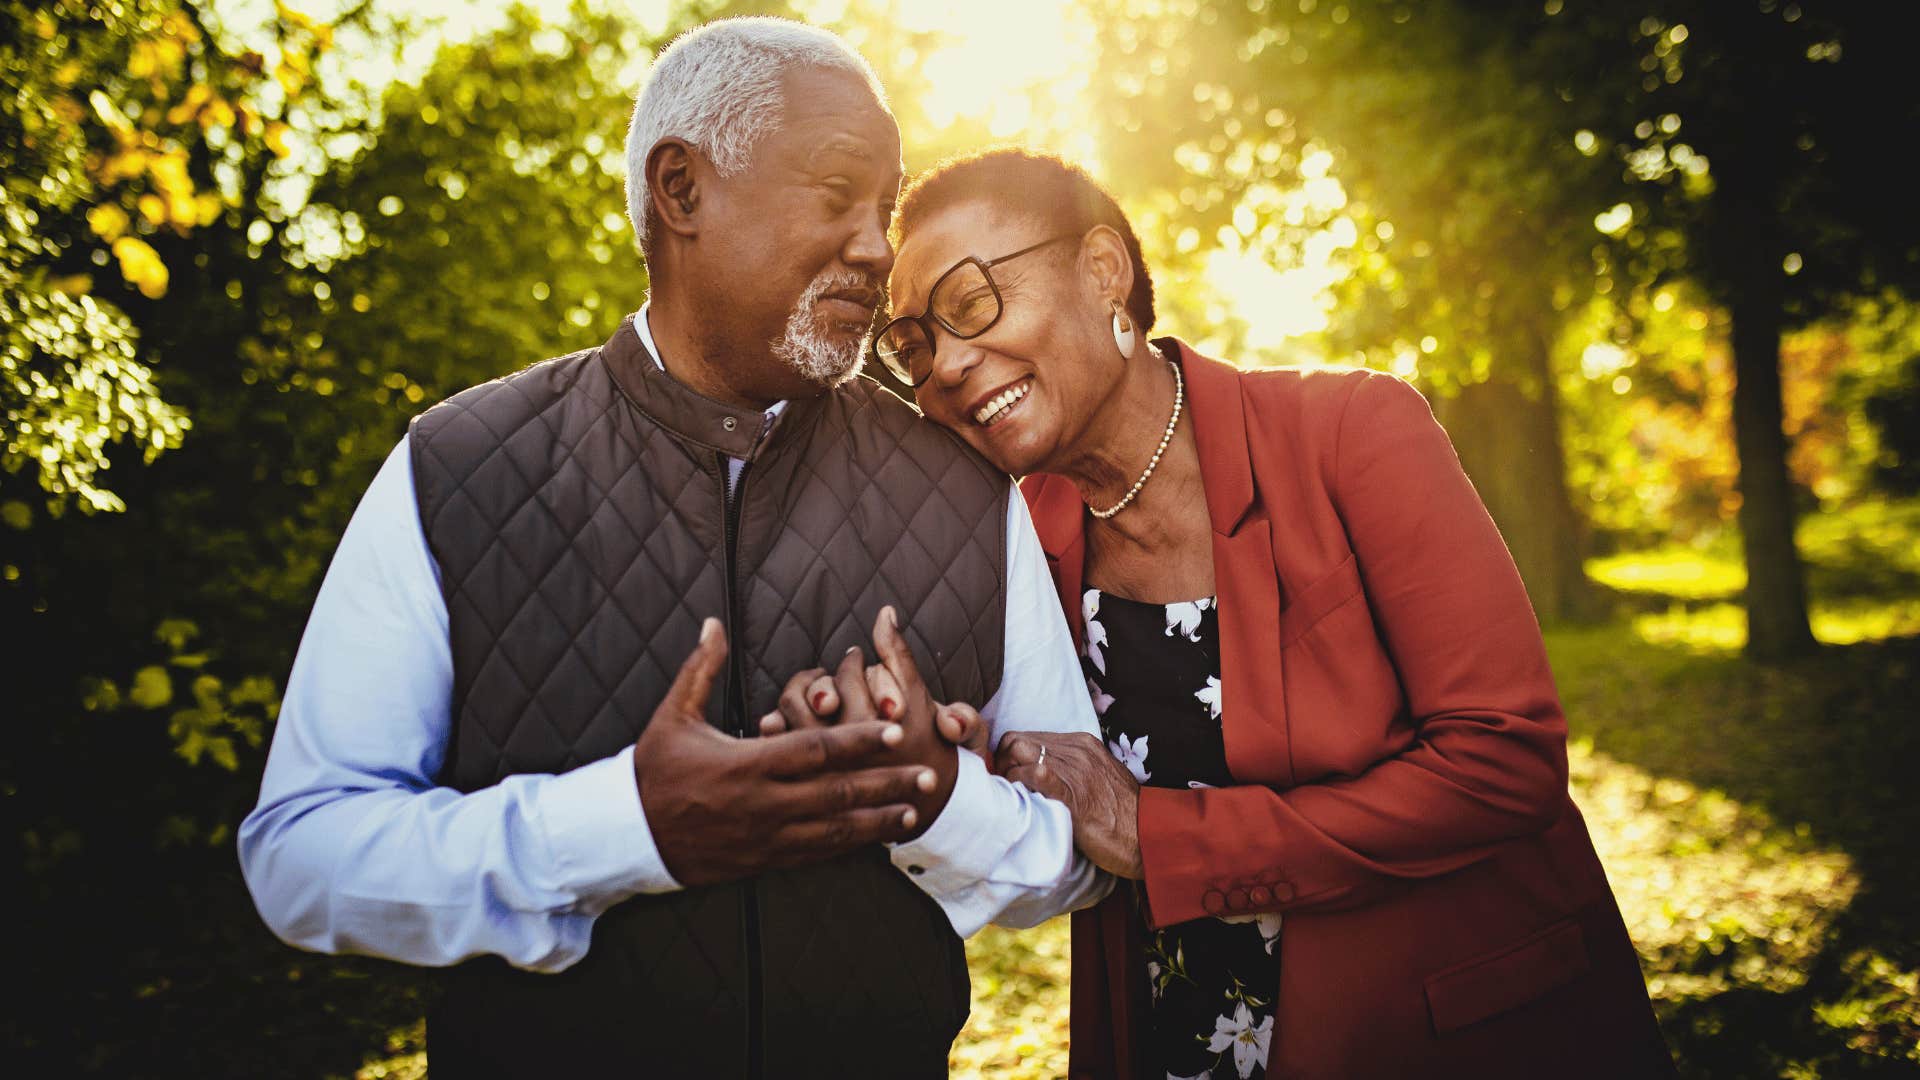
[968,374,1035,428]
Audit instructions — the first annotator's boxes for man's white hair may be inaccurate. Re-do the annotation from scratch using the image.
[624,17,887,248]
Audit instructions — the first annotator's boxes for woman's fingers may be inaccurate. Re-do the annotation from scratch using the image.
[765,667,835,734]
[935,701,991,768]
[994,732,1044,772]
[864,663,905,722]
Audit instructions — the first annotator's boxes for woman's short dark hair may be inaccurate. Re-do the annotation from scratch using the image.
[893,147,1157,333]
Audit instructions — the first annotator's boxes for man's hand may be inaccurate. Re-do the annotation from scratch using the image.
[635,618,940,888]
[998,730,1144,879]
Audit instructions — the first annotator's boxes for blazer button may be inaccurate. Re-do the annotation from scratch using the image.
[1202,890,1226,916]
[722,416,738,432]
[1249,885,1273,906]
[1227,888,1250,911]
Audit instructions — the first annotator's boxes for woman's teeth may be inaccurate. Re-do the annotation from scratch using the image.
[973,380,1031,426]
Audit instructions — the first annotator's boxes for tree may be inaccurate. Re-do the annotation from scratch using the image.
[1594,1,1920,659]
[1081,1,1629,620]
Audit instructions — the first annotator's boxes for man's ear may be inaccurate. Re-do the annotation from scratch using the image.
[646,138,702,240]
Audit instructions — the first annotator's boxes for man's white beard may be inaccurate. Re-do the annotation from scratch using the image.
[772,271,873,389]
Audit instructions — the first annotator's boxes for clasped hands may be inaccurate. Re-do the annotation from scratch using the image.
[635,606,968,887]
[636,604,1144,888]
[761,615,1147,882]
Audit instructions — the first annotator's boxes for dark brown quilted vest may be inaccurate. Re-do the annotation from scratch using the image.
[407,315,1008,1078]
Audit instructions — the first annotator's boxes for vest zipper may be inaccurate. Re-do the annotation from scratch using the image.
[717,452,764,1080]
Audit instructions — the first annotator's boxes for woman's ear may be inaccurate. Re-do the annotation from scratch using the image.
[1080,225,1136,308]
[646,138,702,240]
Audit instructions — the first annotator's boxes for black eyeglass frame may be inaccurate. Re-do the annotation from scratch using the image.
[873,233,1081,387]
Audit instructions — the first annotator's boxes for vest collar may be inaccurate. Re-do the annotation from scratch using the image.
[600,311,819,462]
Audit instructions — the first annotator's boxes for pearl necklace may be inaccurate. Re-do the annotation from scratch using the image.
[1089,355,1184,520]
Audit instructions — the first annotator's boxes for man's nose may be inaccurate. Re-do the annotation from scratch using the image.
[845,209,895,278]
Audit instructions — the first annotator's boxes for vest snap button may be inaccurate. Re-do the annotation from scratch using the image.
[722,416,737,432]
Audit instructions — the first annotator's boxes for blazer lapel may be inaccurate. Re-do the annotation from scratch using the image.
[1175,341,1295,789]
[1023,339,1293,788]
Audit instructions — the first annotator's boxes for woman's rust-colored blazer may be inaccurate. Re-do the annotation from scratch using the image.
[1021,340,1676,1080]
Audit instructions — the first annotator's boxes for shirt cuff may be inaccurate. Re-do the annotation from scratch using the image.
[535,745,681,906]
[886,750,1017,897]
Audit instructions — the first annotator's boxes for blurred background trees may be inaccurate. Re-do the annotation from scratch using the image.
[5,0,1919,1076]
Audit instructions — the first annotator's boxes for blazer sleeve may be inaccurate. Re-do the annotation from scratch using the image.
[1135,371,1571,927]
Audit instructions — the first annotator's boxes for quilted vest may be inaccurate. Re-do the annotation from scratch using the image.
[407,315,1009,1078]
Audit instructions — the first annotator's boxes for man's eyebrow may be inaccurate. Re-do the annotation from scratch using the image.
[809,138,874,166]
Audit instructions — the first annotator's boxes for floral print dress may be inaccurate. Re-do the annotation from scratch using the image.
[1082,587,1280,1080]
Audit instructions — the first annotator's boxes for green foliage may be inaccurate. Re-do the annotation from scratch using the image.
[0,0,196,513]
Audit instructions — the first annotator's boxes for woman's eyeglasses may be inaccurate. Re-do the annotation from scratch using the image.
[873,234,1079,388]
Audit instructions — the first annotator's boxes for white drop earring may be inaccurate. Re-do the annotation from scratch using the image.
[1111,299,1137,357]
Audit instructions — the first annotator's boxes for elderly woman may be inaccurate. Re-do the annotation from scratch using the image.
[873,149,1676,1079]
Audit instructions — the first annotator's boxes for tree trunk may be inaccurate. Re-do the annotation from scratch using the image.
[1432,357,1595,625]
[1707,19,1818,663]
[1728,285,1816,660]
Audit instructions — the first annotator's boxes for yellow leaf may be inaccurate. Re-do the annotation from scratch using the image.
[203,98,236,129]
[112,236,170,299]
[48,273,92,296]
[264,121,292,158]
[275,1,319,33]
[86,203,130,241]
[130,665,174,709]
[137,193,167,225]
[1,500,32,530]
[195,193,224,226]
[99,149,148,184]
[166,83,212,124]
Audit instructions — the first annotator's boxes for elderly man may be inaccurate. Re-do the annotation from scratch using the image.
[238,17,1107,1078]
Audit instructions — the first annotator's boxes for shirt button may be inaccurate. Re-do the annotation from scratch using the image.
[1273,882,1296,903]
[1250,886,1273,906]
[1202,889,1226,916]
[907,864,925,876]
[1227,888,1250,911]
[722,416,738,432]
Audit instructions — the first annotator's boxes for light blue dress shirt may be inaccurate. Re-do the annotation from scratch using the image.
[238,310,1111,973]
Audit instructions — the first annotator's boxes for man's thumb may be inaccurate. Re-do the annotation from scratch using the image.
[666,617,729,716]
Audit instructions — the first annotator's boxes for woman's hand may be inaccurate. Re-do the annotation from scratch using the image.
[997,730,1144,879]
[761,647,992,771]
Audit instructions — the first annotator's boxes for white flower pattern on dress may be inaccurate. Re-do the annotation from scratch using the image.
[1165,597,1211,641]
[1083,588,1109,674]
[1206,1001,1275,1079]
[1194,675,1223,719]
[1108,731,1151,783]
[1220,911,1284,955]
[1082,587,1276,1077]
[1088,676,1115,716]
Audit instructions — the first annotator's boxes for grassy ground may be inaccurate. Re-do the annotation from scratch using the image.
[16,502,1918,1078]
